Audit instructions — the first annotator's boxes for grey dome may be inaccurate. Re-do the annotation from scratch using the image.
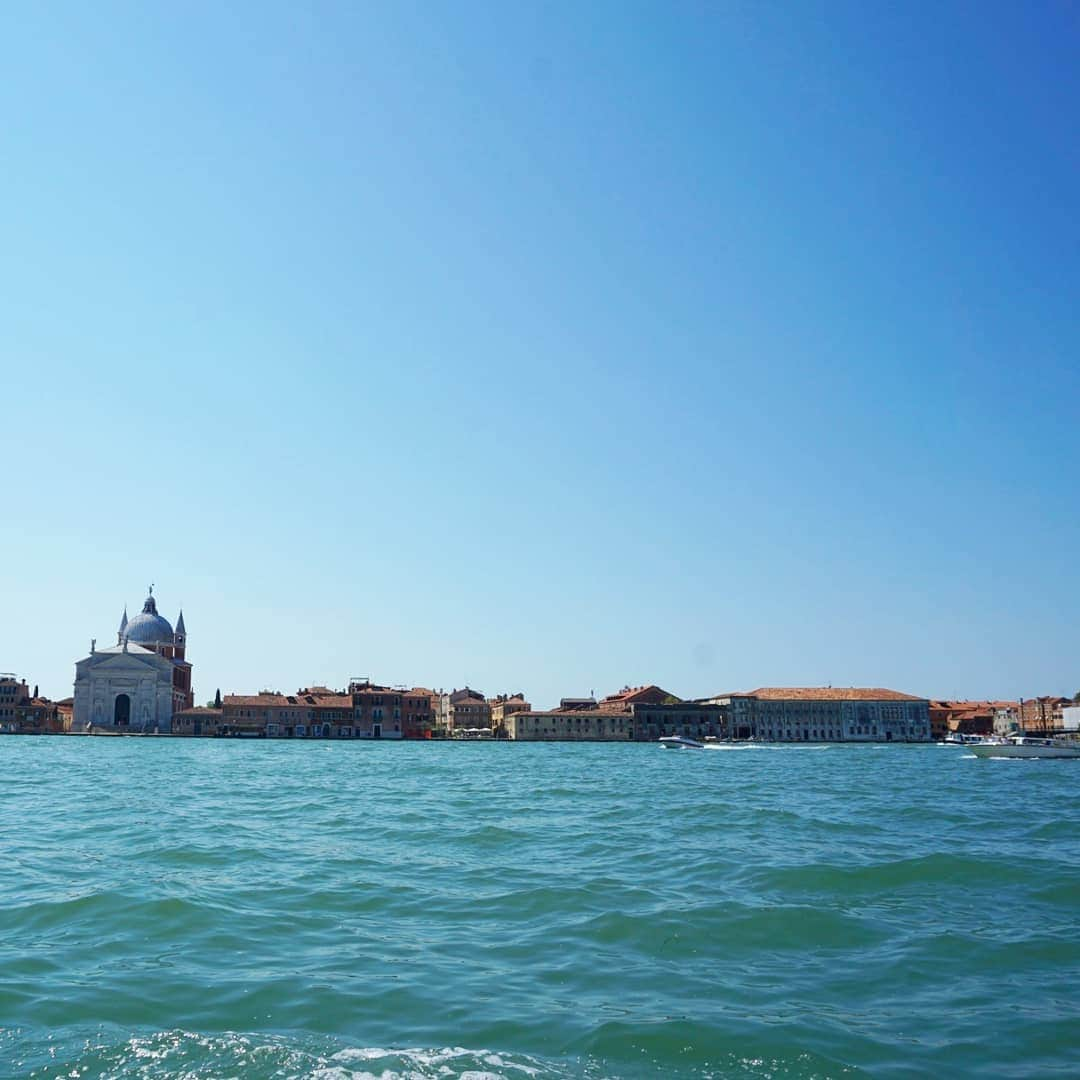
[124,594,174,646]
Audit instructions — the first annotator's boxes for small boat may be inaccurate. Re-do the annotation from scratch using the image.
[942,733,992,746]
[659,735,705,750]
[970,735,1080,760]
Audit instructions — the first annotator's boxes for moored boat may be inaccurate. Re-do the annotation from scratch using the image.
[970,735,1080,760]
[659,735,705,750]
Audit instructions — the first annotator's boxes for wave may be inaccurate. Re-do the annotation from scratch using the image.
[22,1031,561,1079]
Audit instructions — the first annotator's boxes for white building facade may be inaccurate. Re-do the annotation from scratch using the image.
[71,587,193,734]
[72,641,176,733]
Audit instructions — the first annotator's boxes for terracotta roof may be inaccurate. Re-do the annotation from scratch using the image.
[224,694,288,707]
[450,688,485,703]
[744,687,925,702]
[597,685,678,709]
[308,695,352,709]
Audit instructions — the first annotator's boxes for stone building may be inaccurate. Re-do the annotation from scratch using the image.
[506,708,635,741]
[490,693,531,735]
[15,697,63,734]
[349,680,431,739]
[503,684,725,742]
[703,687,931,742]
[438,687,491,734]
[406,688,439,738]
[214,682,430,739]
[71,587,194,733]
[172,706,223,736]
[55,698,74,732]
[0,675,31,732]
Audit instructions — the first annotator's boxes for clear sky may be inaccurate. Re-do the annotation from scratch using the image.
[2,2,1077,707]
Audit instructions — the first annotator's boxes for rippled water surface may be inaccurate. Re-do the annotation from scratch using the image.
[3,739,1080,1078]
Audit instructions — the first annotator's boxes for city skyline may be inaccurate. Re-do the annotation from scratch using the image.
[2,4,1078,707]
[6,578,1076,709]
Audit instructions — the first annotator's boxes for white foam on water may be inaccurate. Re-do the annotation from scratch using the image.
[324,1045,546,1079]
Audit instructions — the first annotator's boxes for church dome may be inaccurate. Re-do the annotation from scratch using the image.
[124,593,174,646]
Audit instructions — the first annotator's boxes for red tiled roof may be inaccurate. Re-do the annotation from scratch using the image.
[224,694,288,707]
[597,685,678,709]
[745,687,925,702]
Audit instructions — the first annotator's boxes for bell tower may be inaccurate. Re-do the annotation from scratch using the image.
[174,609,187,660]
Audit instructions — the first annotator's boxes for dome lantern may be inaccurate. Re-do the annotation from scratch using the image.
[123,587,175,647]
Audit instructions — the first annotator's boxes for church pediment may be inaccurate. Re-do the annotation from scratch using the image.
[85,652,171,675]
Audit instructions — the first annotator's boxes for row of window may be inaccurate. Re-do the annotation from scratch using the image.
[759,725,926,740]
[263,723,400,737]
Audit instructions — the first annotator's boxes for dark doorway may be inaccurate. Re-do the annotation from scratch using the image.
[114,694,131,727]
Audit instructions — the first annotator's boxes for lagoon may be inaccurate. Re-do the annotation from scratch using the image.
[2,739,1079,1078]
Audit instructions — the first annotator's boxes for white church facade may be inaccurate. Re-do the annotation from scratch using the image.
[72,588,194,734]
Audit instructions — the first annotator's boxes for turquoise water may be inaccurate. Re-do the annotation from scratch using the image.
[3,740,1080,1078]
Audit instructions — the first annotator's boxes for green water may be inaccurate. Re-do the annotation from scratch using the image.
[2,739,1079,1078]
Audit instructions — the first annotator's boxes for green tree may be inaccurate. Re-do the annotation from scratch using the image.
[214,688,222,708]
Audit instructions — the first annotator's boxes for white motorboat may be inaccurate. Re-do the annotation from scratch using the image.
[970,735,1080,760]
[659,735,705,750]
[943,733,1008,746]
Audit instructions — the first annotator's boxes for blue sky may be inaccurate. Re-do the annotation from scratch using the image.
[2,2,1077,706]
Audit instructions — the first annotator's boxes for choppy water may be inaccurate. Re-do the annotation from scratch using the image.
[2,739,1080,1078]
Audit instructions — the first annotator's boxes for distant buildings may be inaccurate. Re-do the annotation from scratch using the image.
[705,687,932,743]
[1018,696,1072,731]
[490,693,531,736]
[15,696,63,734]
[349,680,433,739]
[170,681,435,739]
[930,700,1002,739]
[56,698,74,731]
[172,706,222,736]
[438,687,490,735]
[929,697,1074,739]
[504,683,931,745]
[1,675,67,734]
[0,675,31,732]
[2,587,1070,745]
[505,684,725,742]
[71,587,193,733]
